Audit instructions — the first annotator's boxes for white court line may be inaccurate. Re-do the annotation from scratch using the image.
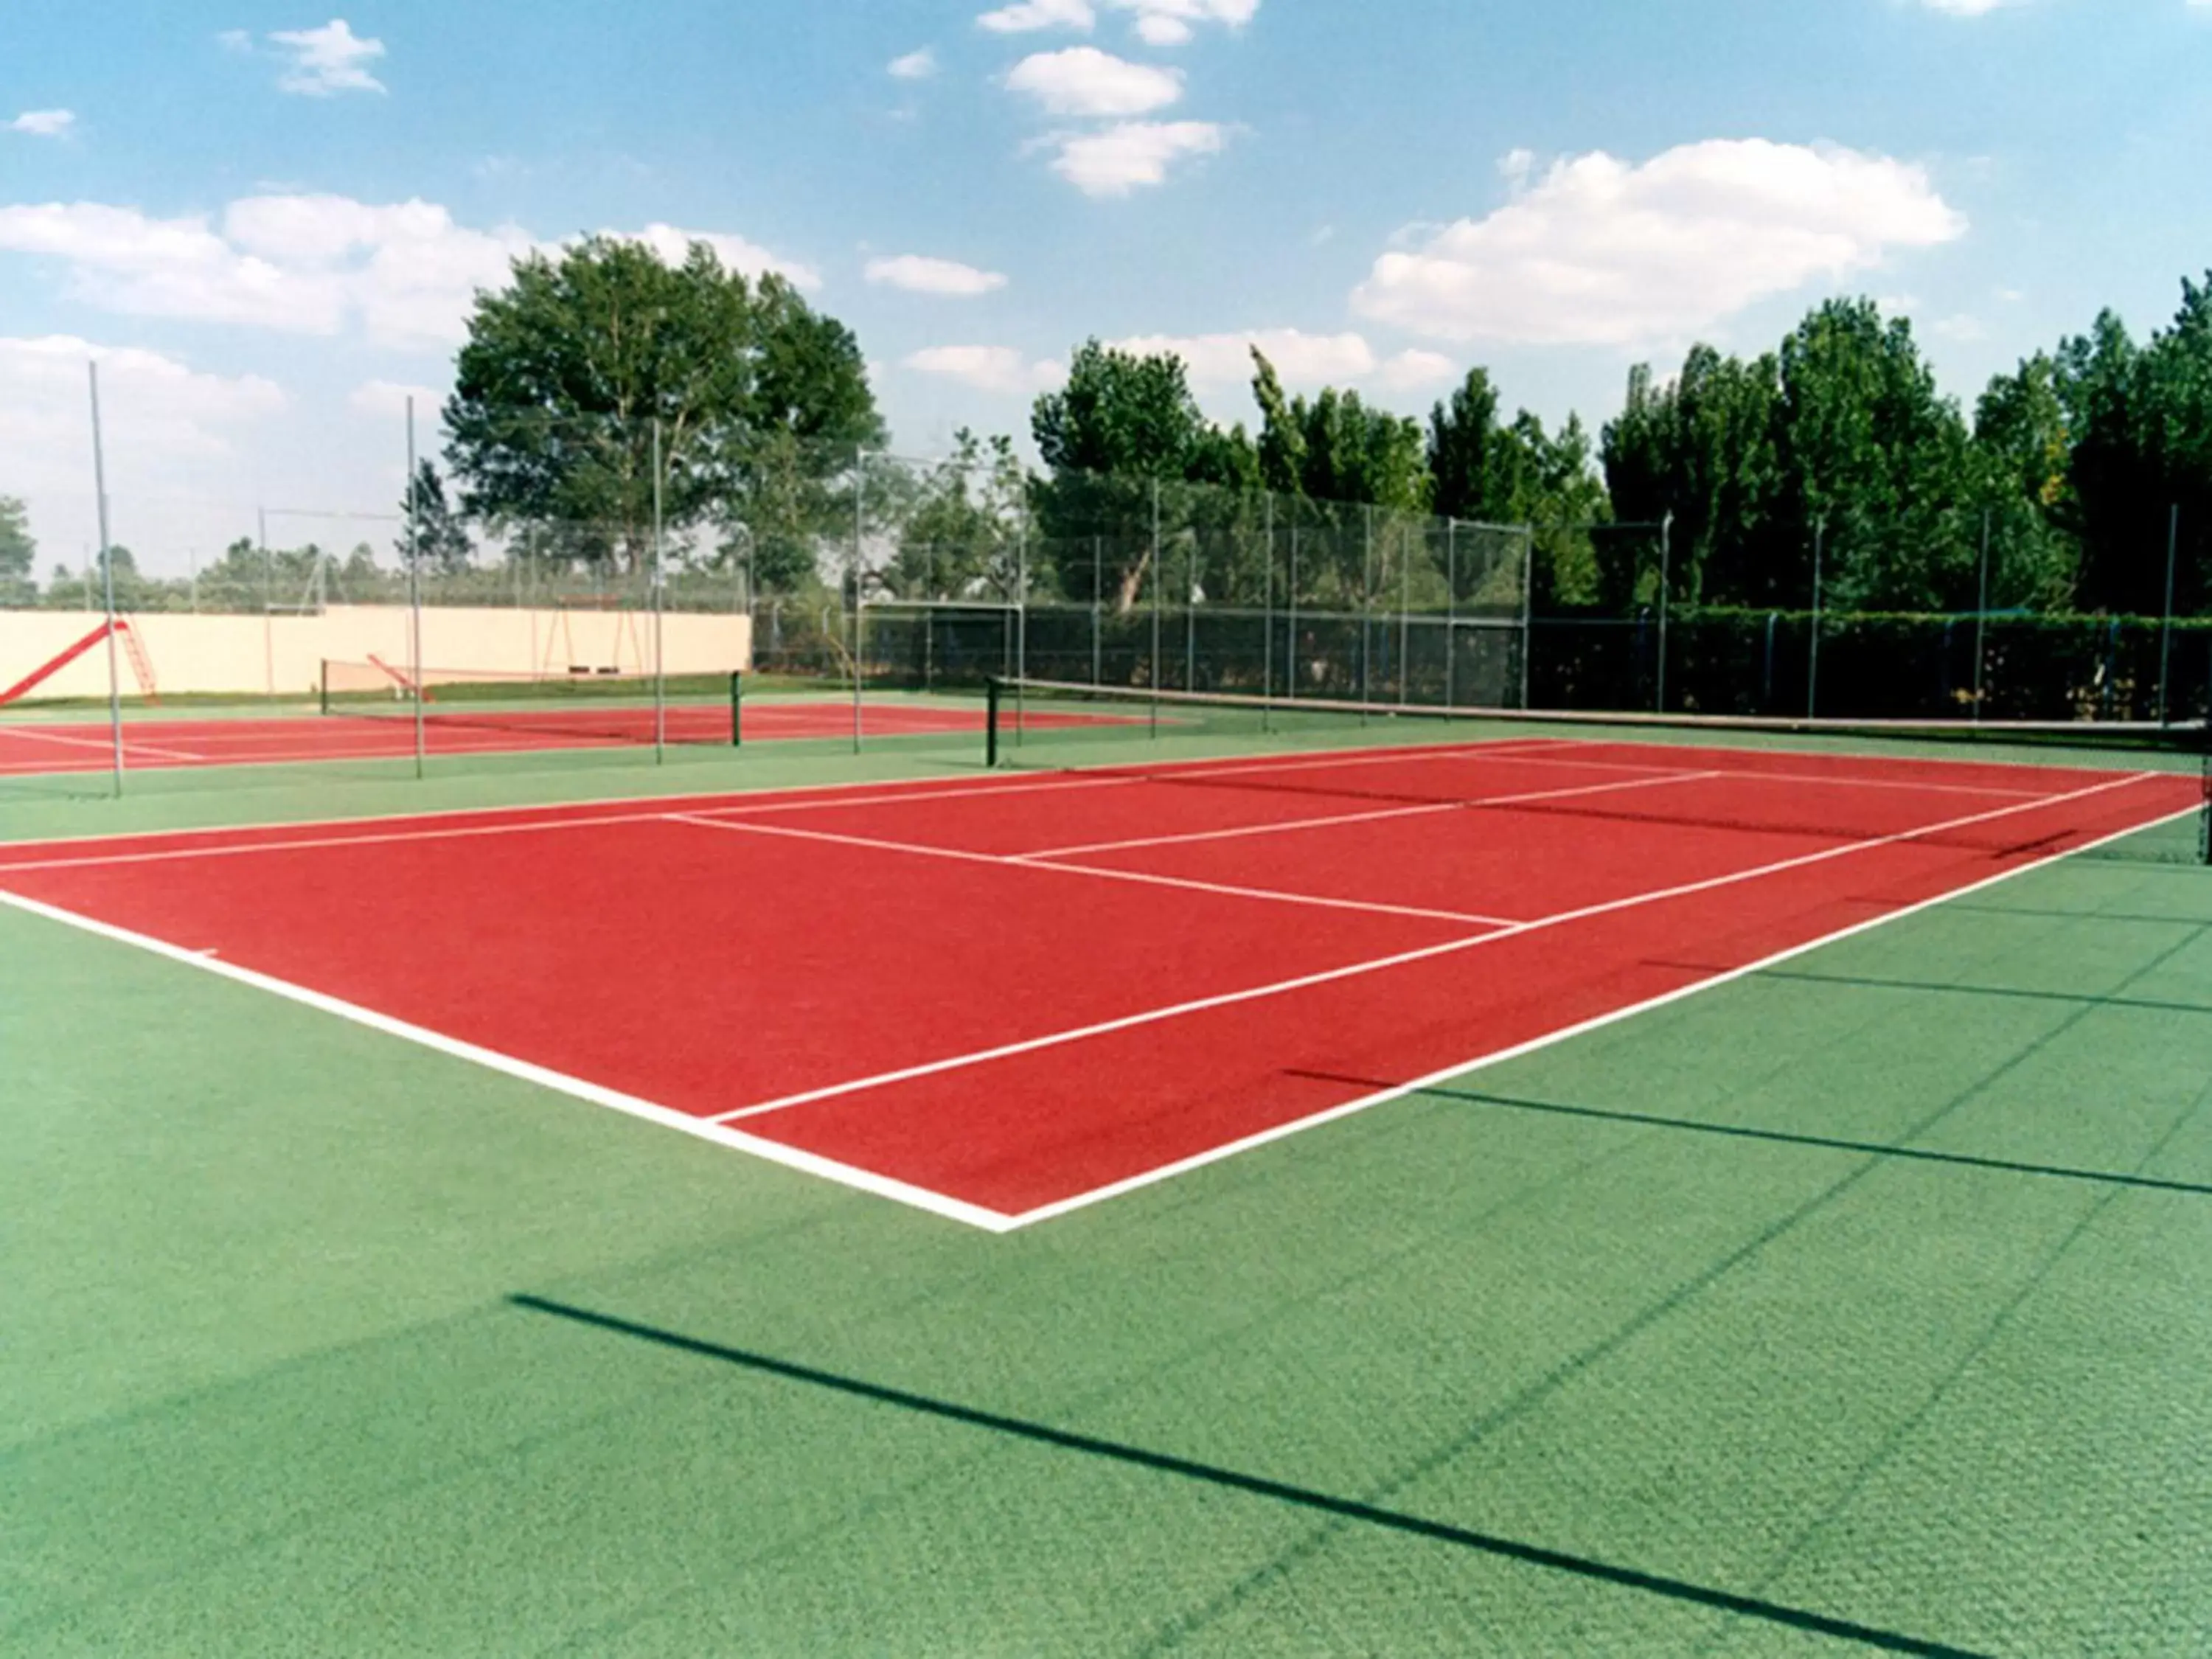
[1,724,209,762]
[668,813,1520,929]
[1001,798,2210,1229]
[708,771,2162,1127]
[1015,770,1723,860]
[0,783,2191,1235]
[0,888,1018,1233]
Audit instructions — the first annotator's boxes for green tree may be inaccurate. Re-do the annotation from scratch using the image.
[403,462,476,577]
[2059,278,2212,616]
[0,495,34,587]
[445,236,881,584]
[1031,339,1250,608]
[883,430,1029,601]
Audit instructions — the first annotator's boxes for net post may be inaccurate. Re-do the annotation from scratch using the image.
[985,677,1001,768]
[729,669,743,747]
[1445,518,1457,711]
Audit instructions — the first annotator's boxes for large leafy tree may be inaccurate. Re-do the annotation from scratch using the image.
[1031,339,1262,607]
[402,462,475,577]
[445,237,881,585]
[882,429,1029,601]
[2059,278,2212,615]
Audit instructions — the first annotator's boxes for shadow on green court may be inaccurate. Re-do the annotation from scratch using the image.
[1295,1070,2212,1200]
[507,1293,1990,1659]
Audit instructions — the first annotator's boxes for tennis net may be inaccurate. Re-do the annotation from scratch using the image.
[319,659,742,748]
[984,677,2212,866]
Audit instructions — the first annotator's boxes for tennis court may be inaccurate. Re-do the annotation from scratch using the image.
[6,699,2209,1655]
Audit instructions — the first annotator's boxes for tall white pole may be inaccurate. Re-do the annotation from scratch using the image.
[406,397,425,778]
[652,418,667,763]
[88,362,124,796]
[851,447,863,754]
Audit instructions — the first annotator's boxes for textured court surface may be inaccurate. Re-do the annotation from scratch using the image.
[4,728,2208,1655]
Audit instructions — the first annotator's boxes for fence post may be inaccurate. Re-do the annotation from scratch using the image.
[1092,534,1102,686]
[651,417,666,764]
[1262,493,1275,709]
[1150,479,1161,735]
[405,398,424,778]
[1808,520,1825,720]
[1444,518,1457,710]
[87,362,124,797]
[1361,504,1374,712]
[1518,527,1534,711]
[1974,509,1990,723]
[1287,524,1299,702]
[1656,511,1673,714]
[851,445,863,754]
[2159,503,2180,726]
[1398,520,1411,706]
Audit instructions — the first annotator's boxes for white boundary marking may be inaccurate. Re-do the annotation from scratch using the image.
[0,888,1018,1234]
[706,772,2162,1126]
[0,723,209,762]
[1015,770,1721,860]
[1001,799,2209,1228]
[669,814,1519,928]
[0,782,2191,1234]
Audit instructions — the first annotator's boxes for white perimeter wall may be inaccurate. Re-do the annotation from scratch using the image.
[1,606,754,702]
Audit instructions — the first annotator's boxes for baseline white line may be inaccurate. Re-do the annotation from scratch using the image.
[667,813,1517,929]
[0,888,1018,1234]
[1015,770,1723,860]
[1001,799,2211,1229]
[709,771,2164,1127]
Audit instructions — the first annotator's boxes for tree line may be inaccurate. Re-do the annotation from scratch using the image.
[7,238,2208,623]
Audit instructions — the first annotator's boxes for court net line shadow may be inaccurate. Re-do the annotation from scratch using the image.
[509,1293,1988,1658]
[1290,1072,2212,1200]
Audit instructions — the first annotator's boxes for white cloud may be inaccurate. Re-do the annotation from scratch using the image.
[904,346,1066,394]
[7,110,76,138]
[1352,139,1966,347]
[624,223,822,290]
[0,336,287,558]
[1916,0,2015,15]
[217,29,254,52]
[1374,349,1457,392]
[347,378,445,419]
[866,254,1009,296]
[1045,119,1225,194]
[1105,0,1261,46]
[268,19,388,97]
[0,195,817,348]
[888,47,939,79]
[978,0,1096,33]
[1006,46,1183,116]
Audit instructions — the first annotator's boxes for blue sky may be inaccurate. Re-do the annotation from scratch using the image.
[3,0,2209,574]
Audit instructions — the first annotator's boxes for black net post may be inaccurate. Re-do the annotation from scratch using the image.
[985,677,1001,768]
[729,670,743,747]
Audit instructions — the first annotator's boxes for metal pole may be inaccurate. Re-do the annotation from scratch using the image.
[1287,524,1299,702]
[652,418,667,763]
[1808,520,1824,721]
[1656,512,1673,714]
[1262,494,1275,706]
[1091,535,1102,686]
[1973,509,1990,722]
[258,506,273,698]
[2158,503,2180,726]
[1518,527,1534,710]
[1445,519,1457,709]
[88,362,124,796]
[1361,504,1374,712]
[1150,479,1162,736]
[851,446,863,754]
[1398,521,1410,706]
[406,399,425,778]
[1183,528,1195,692]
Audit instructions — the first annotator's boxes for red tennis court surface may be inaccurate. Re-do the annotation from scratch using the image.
[0,737,2197,1229]
[0,698,1001,775]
